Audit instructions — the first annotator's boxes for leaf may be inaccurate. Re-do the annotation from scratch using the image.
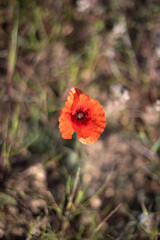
[0,192,17,206]
[152,138,160,153]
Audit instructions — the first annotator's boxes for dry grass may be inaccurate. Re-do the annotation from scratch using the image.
[0,0,160,239]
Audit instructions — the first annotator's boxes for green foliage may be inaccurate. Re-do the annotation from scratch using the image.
[1,0,160,239]
[0,192,17,206]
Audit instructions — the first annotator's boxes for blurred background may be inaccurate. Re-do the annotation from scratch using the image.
[0,0,160,239]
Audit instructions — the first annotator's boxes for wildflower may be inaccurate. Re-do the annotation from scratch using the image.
[59,87,106,144]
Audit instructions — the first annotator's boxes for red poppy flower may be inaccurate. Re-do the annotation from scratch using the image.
[59,87,106,144]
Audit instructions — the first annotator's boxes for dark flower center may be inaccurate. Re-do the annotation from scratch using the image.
[76,110,87,121]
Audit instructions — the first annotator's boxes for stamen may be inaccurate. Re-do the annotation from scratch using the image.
[76,110,87,121]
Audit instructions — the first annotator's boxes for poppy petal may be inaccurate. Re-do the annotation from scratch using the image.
[65,87,83,111]
[78,98,106,144]
[59,88,82,139]
[59,112,74,139]
[59,87,106,144]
